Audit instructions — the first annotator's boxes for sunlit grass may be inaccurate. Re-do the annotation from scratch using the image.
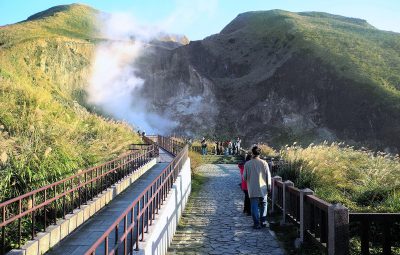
[277,142,400,212]
[0,4,140,202]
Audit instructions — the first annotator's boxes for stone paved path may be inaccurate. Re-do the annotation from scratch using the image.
[168,164,284,255]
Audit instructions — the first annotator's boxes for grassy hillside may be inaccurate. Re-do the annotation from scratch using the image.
[200,10,400,149]
[222,10,400,96]
[0,4,101,46]
[0,4,140,201]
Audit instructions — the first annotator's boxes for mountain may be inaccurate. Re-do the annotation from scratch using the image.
[0,4,140,200]
[1,3,400,200]
[136,10,400,151]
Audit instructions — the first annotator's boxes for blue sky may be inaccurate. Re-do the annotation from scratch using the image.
[1,0,399,40]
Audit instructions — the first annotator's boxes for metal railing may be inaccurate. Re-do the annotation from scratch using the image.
[271,170,400,254]
[158,135,185,156]
[0,143,158,254]
[85,136,188,255]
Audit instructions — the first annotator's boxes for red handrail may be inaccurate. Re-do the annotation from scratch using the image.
[0,141,158,254]
[85,136,188,255]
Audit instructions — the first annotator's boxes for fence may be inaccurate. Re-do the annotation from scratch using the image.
[85,136,188,255]
[0,142,158,254]
[269,160,400,255]
[349,213,400,255]
[271,177,348,255]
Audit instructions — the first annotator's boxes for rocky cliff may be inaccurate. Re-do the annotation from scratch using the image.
[136,10,400,151]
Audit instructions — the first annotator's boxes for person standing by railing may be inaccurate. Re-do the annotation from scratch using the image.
[243,146,272,229]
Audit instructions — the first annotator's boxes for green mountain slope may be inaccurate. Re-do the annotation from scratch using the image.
[137,10,400,150]
[0,4,140,201]
[0,4,101,47]
[221,10,400,95]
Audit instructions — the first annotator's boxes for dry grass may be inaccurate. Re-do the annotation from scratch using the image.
[278,142,400,212]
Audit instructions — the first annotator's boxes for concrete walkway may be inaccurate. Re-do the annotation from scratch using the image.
[46,149,173,255]
[168,164,284,255]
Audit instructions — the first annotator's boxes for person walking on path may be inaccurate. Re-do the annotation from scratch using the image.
[224,140,229,155]
[201,137,207,155]
[243,146,272,229]
[228,140,233,155]
[238,154,252,215]
[236,137,242,155]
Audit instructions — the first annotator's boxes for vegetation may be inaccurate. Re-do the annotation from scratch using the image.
[258,144,278,158]
[276,142,400,212]
[0,4,101,47]
[0,4,140,202]
[255,141,400,254]
[234,10,400,97]
[219,10,400,149]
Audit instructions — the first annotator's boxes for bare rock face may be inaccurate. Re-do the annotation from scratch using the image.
[134,10,400,151]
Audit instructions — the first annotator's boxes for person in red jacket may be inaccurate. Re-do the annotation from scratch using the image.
[238,154,252,215]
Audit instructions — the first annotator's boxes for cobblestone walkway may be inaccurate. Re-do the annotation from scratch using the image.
[168,164,284,255]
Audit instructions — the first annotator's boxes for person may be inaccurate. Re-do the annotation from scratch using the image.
[236,137,241,155]
[232,141,237,155]
[201,137,207,155]
[219,142,224,155]
[244,146,272,229]
[216,141,220,155]
[238,154,252,216]
[228,140,233,155]
[224,140,229,155]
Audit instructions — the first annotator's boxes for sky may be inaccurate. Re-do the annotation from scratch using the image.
[0,0,399,40]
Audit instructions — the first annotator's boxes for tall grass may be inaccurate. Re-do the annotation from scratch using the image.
[278,142,400,212]
[0,4,141,202]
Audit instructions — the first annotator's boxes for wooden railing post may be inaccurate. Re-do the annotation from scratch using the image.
[328,203,349,255]
[281,180,294,225]
[298,188,314,244]
[271,176,282,214]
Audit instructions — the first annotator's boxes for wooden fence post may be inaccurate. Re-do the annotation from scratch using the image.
[299,188,314,244]
[271,176,282,214]
[281,180,294,225]
[328,203,349,255]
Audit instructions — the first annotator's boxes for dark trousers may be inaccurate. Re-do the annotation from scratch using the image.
[243,190,250,214]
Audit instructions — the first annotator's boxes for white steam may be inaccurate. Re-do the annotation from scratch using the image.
[87,13,176,134]
[87,0,218,134]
